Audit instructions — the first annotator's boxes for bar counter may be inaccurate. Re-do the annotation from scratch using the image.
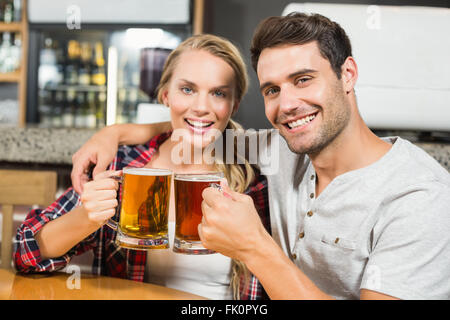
[0,269,207,300]
[0,126,96,165]
[0,126,449,170]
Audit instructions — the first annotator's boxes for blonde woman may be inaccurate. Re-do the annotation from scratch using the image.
[14,34,270,300]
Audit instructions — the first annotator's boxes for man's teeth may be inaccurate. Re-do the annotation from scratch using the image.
[186,119,213,128]
[287,114,316,129]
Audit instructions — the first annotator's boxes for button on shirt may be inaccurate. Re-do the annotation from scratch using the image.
[257,130,450,300]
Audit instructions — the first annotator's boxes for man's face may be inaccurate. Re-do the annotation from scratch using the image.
[257,42,351,155]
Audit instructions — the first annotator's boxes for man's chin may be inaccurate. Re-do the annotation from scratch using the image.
[283,134,322,155]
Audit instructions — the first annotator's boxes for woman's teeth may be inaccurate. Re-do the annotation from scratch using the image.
[186,119,214,128]
[287,114,316,129]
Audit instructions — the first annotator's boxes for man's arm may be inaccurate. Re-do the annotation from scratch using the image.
[71,122,171,193]
[199,184,399,300]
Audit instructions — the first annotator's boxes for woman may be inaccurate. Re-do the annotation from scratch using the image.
[14,34,270,300]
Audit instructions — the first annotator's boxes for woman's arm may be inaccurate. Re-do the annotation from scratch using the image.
[71,122,171,193]
[35,170,120,260]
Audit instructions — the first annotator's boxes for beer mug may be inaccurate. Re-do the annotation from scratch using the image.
[107,167,172,250]
[173,172,224,254]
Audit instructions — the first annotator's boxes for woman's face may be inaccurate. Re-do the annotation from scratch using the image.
[162,49,239,149]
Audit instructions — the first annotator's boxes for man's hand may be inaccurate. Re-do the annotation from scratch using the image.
[199,180,269,262]
[71,126,120,194]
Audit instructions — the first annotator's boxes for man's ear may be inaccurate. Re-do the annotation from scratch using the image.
[341,56,358,94]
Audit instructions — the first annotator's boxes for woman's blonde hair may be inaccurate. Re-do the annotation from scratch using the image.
[157,34,254,299]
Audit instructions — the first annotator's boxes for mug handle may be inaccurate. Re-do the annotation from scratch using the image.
[105,174,123,231]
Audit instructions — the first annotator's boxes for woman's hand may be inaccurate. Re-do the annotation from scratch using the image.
[71,126,120,194]
[80,170,122,228]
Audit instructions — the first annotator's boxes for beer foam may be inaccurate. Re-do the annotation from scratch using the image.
[123,167,172,176]
[174,173,223,182]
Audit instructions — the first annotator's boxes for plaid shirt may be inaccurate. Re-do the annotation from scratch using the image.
[14,132,271,300]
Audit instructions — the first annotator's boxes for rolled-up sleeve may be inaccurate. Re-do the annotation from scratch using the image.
[13,188,98,273]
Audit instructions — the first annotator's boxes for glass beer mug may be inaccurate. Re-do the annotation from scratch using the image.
[107,167,172,250]
[173,172,223,254]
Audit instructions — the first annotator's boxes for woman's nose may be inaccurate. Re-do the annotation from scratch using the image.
[191,92,210,115]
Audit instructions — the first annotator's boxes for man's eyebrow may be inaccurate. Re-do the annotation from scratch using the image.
[259,68,318,93]
[288,68,318,79]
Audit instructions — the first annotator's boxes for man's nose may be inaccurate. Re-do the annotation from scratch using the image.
[279,85,299,114]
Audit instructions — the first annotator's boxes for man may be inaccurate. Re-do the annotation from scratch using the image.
[72,13,450,299]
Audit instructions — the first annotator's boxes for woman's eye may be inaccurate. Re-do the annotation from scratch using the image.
[181,87,193,94]
[213,90,225,98]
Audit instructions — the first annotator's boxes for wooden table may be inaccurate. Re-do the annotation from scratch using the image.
[0,269,207,300]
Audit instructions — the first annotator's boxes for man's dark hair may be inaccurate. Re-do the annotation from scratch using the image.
[250,12,352,79]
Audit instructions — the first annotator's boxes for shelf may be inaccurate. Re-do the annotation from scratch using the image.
[0,22,22,32]
[41,84,107,92]
[0,71,21,82]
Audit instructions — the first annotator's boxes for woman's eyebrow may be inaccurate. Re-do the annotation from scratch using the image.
[179,79,232,90]
[178,79,197,86]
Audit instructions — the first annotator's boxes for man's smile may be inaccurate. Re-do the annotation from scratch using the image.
[280,111,319,132]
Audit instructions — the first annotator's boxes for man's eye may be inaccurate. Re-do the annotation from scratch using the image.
[296,77,311,85]
[265,87,279,96]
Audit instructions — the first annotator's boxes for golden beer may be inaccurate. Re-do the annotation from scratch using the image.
[173,172,223,254]
[113,167,172,250]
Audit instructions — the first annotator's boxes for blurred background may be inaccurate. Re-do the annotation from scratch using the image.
[0,0,448,133]
[0,0,449,270]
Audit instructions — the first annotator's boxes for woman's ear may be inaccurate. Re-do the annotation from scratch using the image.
[231,100,240,116]
[341,56,358,95]
[161,89,169,107]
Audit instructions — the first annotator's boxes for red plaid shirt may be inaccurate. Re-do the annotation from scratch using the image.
[14,132,271,300]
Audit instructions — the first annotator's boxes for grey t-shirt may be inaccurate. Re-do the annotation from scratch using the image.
[258,132,450,300]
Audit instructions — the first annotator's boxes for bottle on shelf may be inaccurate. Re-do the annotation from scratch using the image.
[74,91,86,128]
[62,89,76,127]
[13,0,21,22]
[38,89,53,127]
[38,37,58,88]
[91,42,106,86]
[53,39,65,85]
[65,40,80,85]
[0,32,15,73]
[96,91,106,127]
[78,42,92,86]
[11,32,20,70]
[52,90,64,127]
[3,0,13,23]
[86,91,97,128]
